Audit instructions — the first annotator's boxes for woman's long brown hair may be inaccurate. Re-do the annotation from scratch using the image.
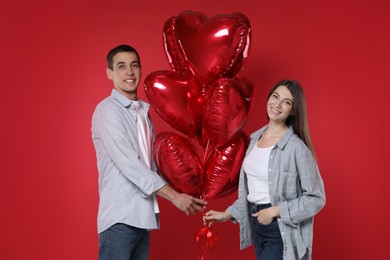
[267,80,315,158]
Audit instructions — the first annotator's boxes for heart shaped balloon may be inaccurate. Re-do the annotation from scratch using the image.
[144,70,204,140]
[153,131,248,200]
[163,11,251,86]
[202,131,249,200]
[154,132,203,198]
[203,77,253,147]
[146,11,253,201]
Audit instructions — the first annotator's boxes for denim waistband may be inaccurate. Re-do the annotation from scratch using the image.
[249,202,272,211]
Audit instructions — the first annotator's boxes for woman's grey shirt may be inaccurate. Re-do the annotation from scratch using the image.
[227,125,326,260]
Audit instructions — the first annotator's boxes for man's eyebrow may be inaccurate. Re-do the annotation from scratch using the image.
[115,61,139,66]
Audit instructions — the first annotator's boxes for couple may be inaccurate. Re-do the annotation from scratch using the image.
[91,44,325,260]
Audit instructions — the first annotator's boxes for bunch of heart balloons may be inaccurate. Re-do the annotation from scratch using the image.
[144,11,253,200]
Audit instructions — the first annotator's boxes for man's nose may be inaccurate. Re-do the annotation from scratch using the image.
[126,66,134,74]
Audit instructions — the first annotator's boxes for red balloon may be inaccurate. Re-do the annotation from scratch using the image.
[163,11,251,86]
[154,132,203,198]
[144,70,204,140]
[202,131,249,200]
[147,11,253,201]
[203,77,253,147]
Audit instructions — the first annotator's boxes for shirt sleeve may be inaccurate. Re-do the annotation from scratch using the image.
[93,103,166,196]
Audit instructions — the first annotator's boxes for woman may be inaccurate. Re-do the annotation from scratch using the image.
[203,80,326,260]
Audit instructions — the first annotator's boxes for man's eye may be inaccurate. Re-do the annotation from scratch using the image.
[132,64,139,68]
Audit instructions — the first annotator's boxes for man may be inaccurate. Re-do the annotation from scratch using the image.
[92,44,207,260]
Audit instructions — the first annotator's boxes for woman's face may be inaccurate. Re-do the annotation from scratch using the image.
[267,85,294,124]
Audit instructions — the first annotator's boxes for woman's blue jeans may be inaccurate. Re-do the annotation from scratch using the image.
[98,223,150,260]
[250,203,283,260]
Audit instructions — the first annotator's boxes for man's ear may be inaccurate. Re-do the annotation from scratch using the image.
[106,68,113,80]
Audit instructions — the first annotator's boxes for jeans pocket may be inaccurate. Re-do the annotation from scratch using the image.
[258,219,279,232]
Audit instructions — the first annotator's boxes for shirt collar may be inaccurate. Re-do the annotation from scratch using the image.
[111,89,150,111]
[251,125,294,150]
[111,89,133,108]
[275,126,294,149]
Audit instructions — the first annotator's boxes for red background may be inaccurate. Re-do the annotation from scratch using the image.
[1,0,389,259]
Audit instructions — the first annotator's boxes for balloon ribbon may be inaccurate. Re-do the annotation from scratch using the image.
[195,226,218,260]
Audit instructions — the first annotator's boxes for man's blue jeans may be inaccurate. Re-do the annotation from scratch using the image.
[98,223,150,260]
[250,203,283,260]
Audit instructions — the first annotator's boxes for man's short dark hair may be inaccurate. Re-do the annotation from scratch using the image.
[106,44,141,70]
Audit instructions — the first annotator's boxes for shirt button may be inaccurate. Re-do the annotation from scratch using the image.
[269,181,272,184]
[268,168,271,171]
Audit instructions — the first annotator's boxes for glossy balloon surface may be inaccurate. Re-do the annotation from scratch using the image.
[146,11,252,200]
[203,77,253,147]
[154,132,203,197]
[163,10,251,86]
[202,132,249,199]
[145,70,203,140]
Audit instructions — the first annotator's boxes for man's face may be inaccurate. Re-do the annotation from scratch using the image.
[106,51,141,100]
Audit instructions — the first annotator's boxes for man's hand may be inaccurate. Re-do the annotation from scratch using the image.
[172,193,207,216]
[157,185,207,216]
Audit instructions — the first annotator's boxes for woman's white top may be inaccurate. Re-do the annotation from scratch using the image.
[243,144,274,204]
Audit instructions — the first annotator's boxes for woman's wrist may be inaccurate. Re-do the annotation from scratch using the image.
[223,211,232,221]
[270,206,280,218]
